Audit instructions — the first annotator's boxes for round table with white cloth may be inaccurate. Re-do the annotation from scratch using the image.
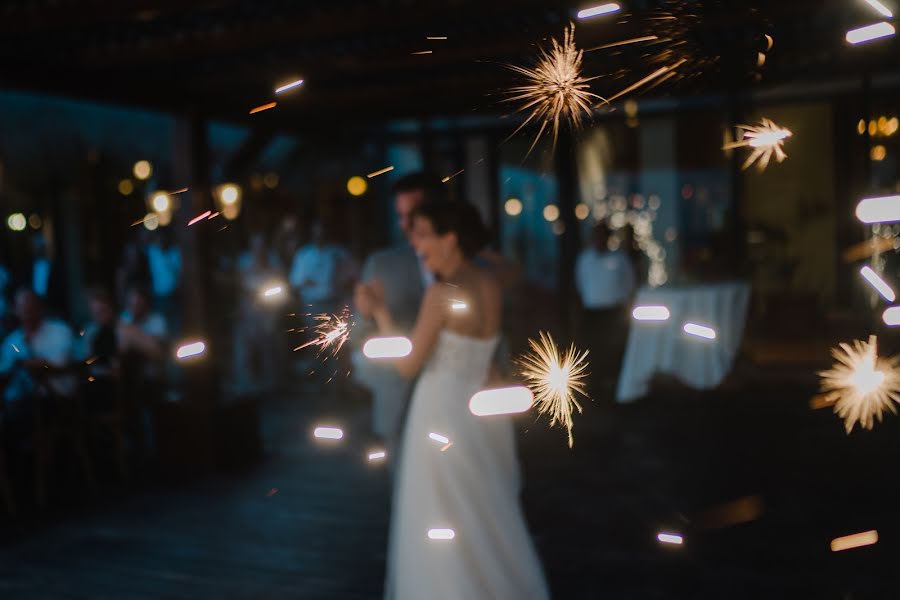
[616,281,751,403]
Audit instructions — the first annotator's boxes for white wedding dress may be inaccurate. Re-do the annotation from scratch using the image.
[385,329,550,600]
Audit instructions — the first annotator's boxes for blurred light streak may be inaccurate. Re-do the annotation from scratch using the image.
[426,36,448,40]
[469,386,534,416]
[429,432,450,444]
[249,102,277,114]
[846,21,895,44]
[683,323,717,340]
[883,306,900,326]
[856,195,900,223]
[313,427,344,440]
[367,166,395,178]
[411,50,434,55]
[275,79,304,93]
[363,336,412,358]
[428,528,455,540]
[586,35,658,51]
[860,266,896,301]
[657,533,683,545]
[451,301,467,311]
[442,169,464,183]
[176,341,205,359]
[831,530,878,552]
[599,58,687,106]
[722,118,792,171]
[368,450,386,461]
[262,286,283,298]
[632,306,671,321]
[188,211,212,226]
[577,3,621,18]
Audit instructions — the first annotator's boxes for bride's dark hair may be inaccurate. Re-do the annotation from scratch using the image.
[413,201,490,258]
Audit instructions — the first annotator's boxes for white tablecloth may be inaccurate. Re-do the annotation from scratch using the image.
[616,282,750,403]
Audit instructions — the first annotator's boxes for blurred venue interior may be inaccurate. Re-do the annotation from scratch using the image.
[1,0,899,598]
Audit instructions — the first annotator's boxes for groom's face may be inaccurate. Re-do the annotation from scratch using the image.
[396,190,425,242]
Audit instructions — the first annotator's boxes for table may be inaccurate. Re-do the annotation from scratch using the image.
[616,281,750,403]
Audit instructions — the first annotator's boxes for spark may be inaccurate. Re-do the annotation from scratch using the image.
[504,24,603,155]
[294,309,352,358]
[426,36,448,40]
[683,323,717,340]
[598,58,687,106]
[831,530,878,552]
[11,344,20,353]
[411,50,433,55]
[176,341,205,359]
[368,450,386,461]
[262,285,283,298]
[362,336,412,358]
[440,442,453,452]
[722,118,792,171]
[249,102,278,114]
[846,21,895,44]
[442,169,464,183]
[188,210,212,226]
[427,528,455,540]
[208,211,220,220]
[518,332,590,448]
[856,194,900,223]
[860,266,896,301]
[585,35,659,52]
[130,215,151,227]
[863,0,893,18]
[469,386,534,416]
[367,166,395,178]
[275,79,304,94]
[577,3,621,19]
[819,335,900,433]
[450,300,467,311]
[170,188,189,195]
[313,427,344,440]
[657,532,683,545]
[632,305,670,321]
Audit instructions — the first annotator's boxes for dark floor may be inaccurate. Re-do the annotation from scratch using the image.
[1,365,899,599]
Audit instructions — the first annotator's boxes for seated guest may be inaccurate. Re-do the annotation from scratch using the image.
[77,288,120,413]
[575,222,636,393]
[0,289,76,438]
[289,219,354,314]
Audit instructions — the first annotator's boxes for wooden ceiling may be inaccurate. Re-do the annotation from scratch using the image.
[0,0,897,132]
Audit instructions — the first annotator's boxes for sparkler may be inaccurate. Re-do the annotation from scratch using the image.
[504,24,603,155]
[723,118,792,172]
[819,335,900,433]
[188,210,212,226]
[518,332,590,448]
[294,309,352,358]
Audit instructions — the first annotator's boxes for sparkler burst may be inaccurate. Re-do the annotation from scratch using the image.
[518,332,590,447]
[294,307,353,358]
[818,335,900,434]
[723,118,792,172]
[504,24,603,155]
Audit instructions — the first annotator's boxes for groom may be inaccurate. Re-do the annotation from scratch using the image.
[352,172,444,463]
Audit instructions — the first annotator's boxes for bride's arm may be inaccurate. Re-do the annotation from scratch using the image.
[372,284,447,378]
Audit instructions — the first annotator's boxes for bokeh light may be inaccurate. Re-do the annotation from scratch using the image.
[347,176,368,196]
[133,160,152,180]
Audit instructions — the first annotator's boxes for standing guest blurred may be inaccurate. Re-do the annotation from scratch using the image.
[233,232,283,392]
[145,230,181,334]
[575,222,636,394]
[117,285,168,456]
[289,219,354,314]
[28,234,66,316]
[352,172,444,461]
[620,223,646,286]
[0,289,76,439]
[76,287,120,413]
[116,237,150,308]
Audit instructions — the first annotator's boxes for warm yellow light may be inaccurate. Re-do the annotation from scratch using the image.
[871,145,887,161]
[219,183,241,205]
[505,198,523,217]
[869,120,878,136]
[347,176,368,196]
[469,386,534,416]
[574,203,590,220]
[543,204,560,222]
[133,160,152,180]
[118,179,134,196]
[7,213,26,231]
[157,210,173,227]
[142,213,159,231]
[263,173,279,189]
[888,117,899,135]
[151,192,171,213]
[858,119,867,135]
[363,336,413,358]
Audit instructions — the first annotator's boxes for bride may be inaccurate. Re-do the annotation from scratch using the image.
[358,200,549,599]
